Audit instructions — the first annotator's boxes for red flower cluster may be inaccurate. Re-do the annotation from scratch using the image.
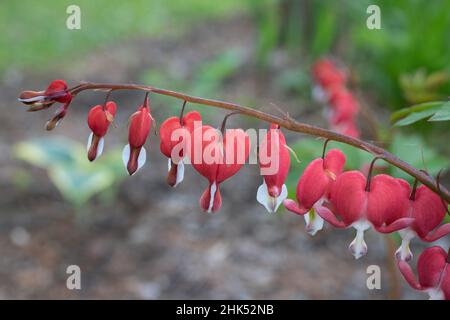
[18,80,450,299]
[284,150,448,261]
[312,59,360,138]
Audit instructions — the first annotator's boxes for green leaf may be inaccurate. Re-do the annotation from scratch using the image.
[388,133,449,182]
[14,137,126,207]
[428,102,450,121]
[393,106,442,126]
[391,101,443,124]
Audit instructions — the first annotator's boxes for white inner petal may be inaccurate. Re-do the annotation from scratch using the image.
[349,220,371,260]
[122,144,130,169]
[303,208,325,236]
[18,95,46,103]
[427,288,445,300]
[87,132,94,152]
[208,182,217,213]
[395,229,415,261]
[167,158,172,172]
[96,137,104,159]
[174,160,185,187]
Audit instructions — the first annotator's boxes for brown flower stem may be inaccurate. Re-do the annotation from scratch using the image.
[68,82,450,202]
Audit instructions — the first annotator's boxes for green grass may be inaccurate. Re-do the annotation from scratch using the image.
[0,0,251,75]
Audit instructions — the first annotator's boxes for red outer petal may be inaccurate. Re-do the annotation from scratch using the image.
[323,148,346,175]
[199,183,222,213]
[216,129,249,183]
[375,217,414,234]
[422,223,450,242]
[366,174,410,228]
[417,246,447,288]
[159,117,182,158]
[315,206,348,228]
[397,260,423,290]
[283,199,308,216]
[190,125,220,183]
[259,125,290,197]
[295,158,329,210]
[411,185,447,239]
[441,266,450,300]
[182,111,202,132]
[87,102,116,137]
[329,171,366,225]
[128,106,151,148]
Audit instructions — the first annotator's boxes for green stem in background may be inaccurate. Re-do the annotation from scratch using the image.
[68,82,450,202]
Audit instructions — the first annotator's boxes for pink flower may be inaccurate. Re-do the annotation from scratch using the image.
[86,102,116,161]
[398,246,450,300]
[159,111,202,187]
[256,124,290,213]
[395,182,450,261]
[190,125,249,213]
[122,98,152,175]
[317,171,413,259]
[283,149,345,235]
[311,59,347,90]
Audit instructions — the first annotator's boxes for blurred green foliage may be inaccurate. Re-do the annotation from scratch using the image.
[0,0,249,75]
[392,101,450,126]
[13,137,126,207]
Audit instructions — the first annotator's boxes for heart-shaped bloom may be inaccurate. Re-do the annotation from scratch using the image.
[256,124,290,213]
[159,111,202,187]
[398,246,450,300]
[18,79,72,112]
[86,102,117,161]
[283,149,345,235]
[395,182,450,261]
[317,171,413,259]
[122,99,152,175]
[190,125,249,213]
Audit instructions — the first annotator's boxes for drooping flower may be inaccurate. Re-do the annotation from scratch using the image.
[328,88,359,125]
[311,59,347,102]
[398,246,450,300]
[159,111,202,187]
[395,181,450,261]
[256,124,290,213]
[190,125,249,213]
[283,149,345,235]
[317,171,414,259]
[86,101,117,161]
[18,79,72,112]
[122,97,152,175]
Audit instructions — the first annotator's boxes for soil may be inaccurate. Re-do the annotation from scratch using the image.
[0,16,426,299]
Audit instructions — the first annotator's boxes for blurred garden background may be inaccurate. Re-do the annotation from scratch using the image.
[0,0,449,299]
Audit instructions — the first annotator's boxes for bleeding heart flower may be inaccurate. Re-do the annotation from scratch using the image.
[256,124,290,213]
[159,111,202,187]
[317,171,413,259]
[395,182,450,261]
[190,125,249,213]
[283,149,345,235]
[86,101,117,161]
[398,246,450,300]
[328,88,359,124]
[18,79,72,112]
[311,59,347,91]
[122,98,152,175]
